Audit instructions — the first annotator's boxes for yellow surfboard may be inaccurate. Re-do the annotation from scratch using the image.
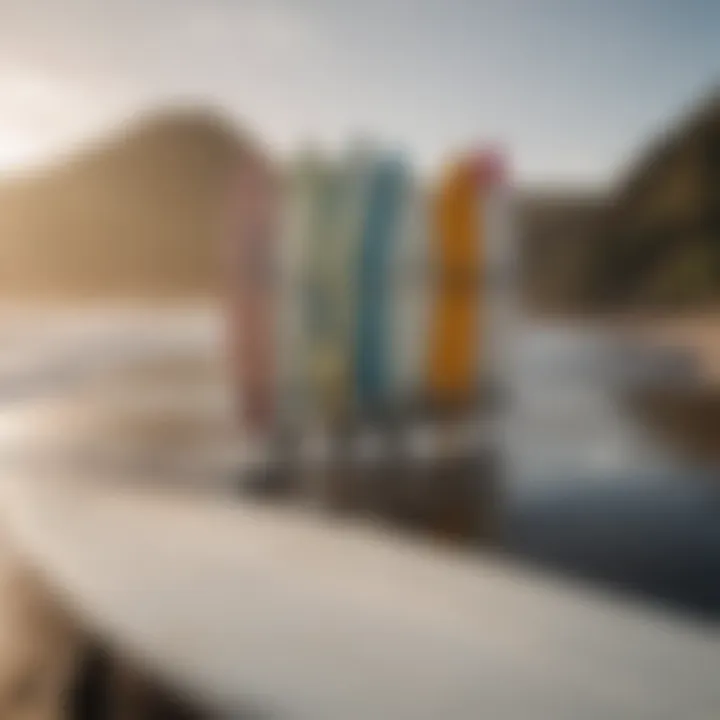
[427,155,485,411]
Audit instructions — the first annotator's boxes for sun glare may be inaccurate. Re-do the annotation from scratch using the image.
[0,130,42,173]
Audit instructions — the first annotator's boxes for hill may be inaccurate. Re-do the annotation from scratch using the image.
[516,189,605,314]
[0,108,249,300]
[1,90,716,311]
[583,89,720,311]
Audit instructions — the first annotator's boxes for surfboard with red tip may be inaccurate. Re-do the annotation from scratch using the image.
[426,151,507,412]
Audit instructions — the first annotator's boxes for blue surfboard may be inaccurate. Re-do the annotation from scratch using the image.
[354,155,411,413]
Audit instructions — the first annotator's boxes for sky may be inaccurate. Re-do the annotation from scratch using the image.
[0,0,717,184]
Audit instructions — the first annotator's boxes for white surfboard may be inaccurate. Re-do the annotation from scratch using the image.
[304,146,373,421]
[277,151,328,428]
[388,178,431,411]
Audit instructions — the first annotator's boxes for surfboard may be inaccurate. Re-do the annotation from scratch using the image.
[388,177,431,412]
[222,158,280,439]
[354,153,411,415]
[304,147,372,422]
[478,150,514,398]
[299,157,342,422]
[420,151,510,542]
[426,153,486,412]
[277,151,328,429]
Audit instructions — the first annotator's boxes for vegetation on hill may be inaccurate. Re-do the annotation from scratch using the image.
[517,190,605,313]
[517,89,720,315]
[583,90,720,312]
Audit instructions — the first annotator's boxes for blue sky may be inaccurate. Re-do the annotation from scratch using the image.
[0,0,717,184]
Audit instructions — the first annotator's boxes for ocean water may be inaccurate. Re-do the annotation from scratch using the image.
[502,324,720,621]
